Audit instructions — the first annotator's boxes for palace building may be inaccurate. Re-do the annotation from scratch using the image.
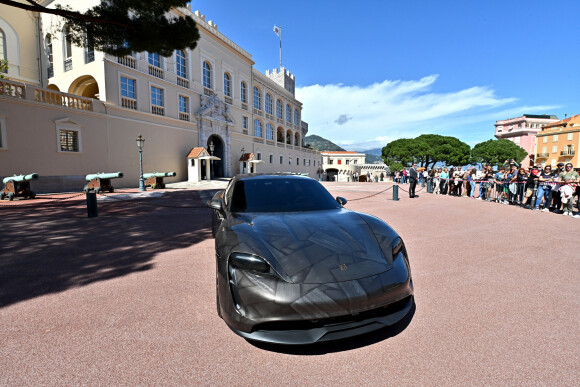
[0,1,321,192]
[535,114,580,168]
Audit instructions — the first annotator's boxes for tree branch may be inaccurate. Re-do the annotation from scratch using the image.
[0,0,134,30]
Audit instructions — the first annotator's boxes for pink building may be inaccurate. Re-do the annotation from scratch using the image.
[494,114,559,167]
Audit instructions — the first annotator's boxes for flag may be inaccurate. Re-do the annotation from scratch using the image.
[273,25,280,37]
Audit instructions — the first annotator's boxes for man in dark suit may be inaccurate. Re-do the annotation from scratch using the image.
[409,163,418,198]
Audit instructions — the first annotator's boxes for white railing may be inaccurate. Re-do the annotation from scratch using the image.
[121,97,137,110]
[118,56,137,69]
[179,112,189,121]
[35,88,92,111]
[151,105,164,116]
[148,65,164,79]
[0,79,25,99]
[177,77,189,88]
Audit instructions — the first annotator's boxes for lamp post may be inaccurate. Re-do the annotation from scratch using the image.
[209,139,215,180]
[241,147,245,173]
[136,134,146,191]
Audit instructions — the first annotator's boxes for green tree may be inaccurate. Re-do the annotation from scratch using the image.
[382,134,471,169]
[471,139,528,166]
[0,59,8,79]
[381,138,415,170]
[0,0,200,57]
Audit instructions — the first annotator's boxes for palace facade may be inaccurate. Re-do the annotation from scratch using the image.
[0,1,321,192]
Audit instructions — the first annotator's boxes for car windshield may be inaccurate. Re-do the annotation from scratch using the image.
[230,177,341,213]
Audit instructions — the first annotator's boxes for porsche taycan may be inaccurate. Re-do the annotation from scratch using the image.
[207,174,413,344]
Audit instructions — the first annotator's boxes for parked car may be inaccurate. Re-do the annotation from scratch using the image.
[207,174,414,344]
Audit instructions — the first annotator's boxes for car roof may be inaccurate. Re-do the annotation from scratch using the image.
[233,173,313,182]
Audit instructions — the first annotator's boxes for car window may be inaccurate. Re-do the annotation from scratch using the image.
[230,177,341,213]
[223,180,235,208]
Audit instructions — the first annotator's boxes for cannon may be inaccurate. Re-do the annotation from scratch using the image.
[143,172,176,189]
[1,173,39,201]
[83,172,123,194]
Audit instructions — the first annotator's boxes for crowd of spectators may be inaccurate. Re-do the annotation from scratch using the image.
[422,161,580,217]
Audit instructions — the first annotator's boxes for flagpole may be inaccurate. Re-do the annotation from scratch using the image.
[279,26,282,69]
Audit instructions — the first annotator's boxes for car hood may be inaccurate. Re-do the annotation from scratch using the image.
[225,209,394,284]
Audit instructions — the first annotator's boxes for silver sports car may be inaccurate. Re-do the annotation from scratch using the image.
[208,174,413,344]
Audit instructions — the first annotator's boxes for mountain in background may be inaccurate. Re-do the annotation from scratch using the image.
[304,135,384,164]
[304,135,345,152]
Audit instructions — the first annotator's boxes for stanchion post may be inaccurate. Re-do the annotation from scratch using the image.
[393,184,399,201]
[86,192,98,218]
[427,178,432,193]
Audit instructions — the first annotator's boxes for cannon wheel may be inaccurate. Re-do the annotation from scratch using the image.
[28,191,36,199]
[7,192,14,201]
[0,192,5,200]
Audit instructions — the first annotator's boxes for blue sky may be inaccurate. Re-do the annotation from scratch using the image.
[191,0,579,151]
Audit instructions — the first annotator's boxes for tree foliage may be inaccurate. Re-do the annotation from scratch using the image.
[381,134,471,170]
[470,139,528,166]
[0,0,200,57]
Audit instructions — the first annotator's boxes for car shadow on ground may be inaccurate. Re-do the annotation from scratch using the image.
[250,301,416,355]
[0,190,213,308]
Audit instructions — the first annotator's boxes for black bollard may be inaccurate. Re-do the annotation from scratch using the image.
[86,192,98,218]
[530,180,539,208]
[427,179,432,193]
[393,185,399,201]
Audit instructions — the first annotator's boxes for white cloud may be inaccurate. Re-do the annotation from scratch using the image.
[296,75,527,151]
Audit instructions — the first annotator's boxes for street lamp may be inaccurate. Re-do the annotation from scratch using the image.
[136,134,146,191]
[241,147,245,173]
[209,139,215,180]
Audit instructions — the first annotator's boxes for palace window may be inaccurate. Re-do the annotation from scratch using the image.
[294,108,299,125]
[266,123,274,140]
[176,50,187,78]
[203,61,212,88]
[120,76,136,99]
[224,73,232,97]
[254,119,262,137]
[46,34,54,78]
[63,24,73,71]
[59,129,79,152]
[276,99,282,119]
[148,52,160,68]
[253,87,261,110]
[178,95,189,121]
[151,86,164,115]
[286,104,291,122]
[265,93,273,115]
[241,81,247,103]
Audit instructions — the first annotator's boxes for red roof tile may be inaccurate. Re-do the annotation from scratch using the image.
[187,147,207,158]
[239,153,254,161]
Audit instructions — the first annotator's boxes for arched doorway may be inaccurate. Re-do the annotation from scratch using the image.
[68,75,100,99]
[326,168,338,181]
[207,135,224,178]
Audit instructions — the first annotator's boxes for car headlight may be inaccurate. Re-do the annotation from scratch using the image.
[229,252,270,273]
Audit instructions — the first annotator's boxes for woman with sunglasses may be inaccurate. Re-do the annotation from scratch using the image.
[533,165,556,211]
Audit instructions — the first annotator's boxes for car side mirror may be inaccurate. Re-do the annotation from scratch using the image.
[207,198,224,213]
[336,196,347,207]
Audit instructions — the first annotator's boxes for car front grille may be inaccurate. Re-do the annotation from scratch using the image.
[251,295,413,333]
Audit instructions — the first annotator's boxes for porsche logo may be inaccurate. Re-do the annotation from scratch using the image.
[339,264,347,271]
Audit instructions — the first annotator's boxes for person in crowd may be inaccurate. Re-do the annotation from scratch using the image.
[558,162,579,216]
[521,166,540,208]
[485,165,495,201]
[550,162,565,213]
[402,169,408,184]
[433,168,441,194]
[462,168,470,197]
[476,164,487,200]
[440,167,449,194]
[448,167,456,196]
[454,169,463,197]
[380,172,384,181]
[408,163,418,198]
[506,163,519,204]
[533,165,555,211]
[468,168,477,198]
[493,166,507,204]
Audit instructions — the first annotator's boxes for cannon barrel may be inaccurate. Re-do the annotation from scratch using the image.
[3,173,39,184]
[85,172,124,181]
[143,172,176,178]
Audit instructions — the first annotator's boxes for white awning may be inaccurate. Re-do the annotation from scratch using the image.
[249,160,264,164]
[198,155,221,161]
